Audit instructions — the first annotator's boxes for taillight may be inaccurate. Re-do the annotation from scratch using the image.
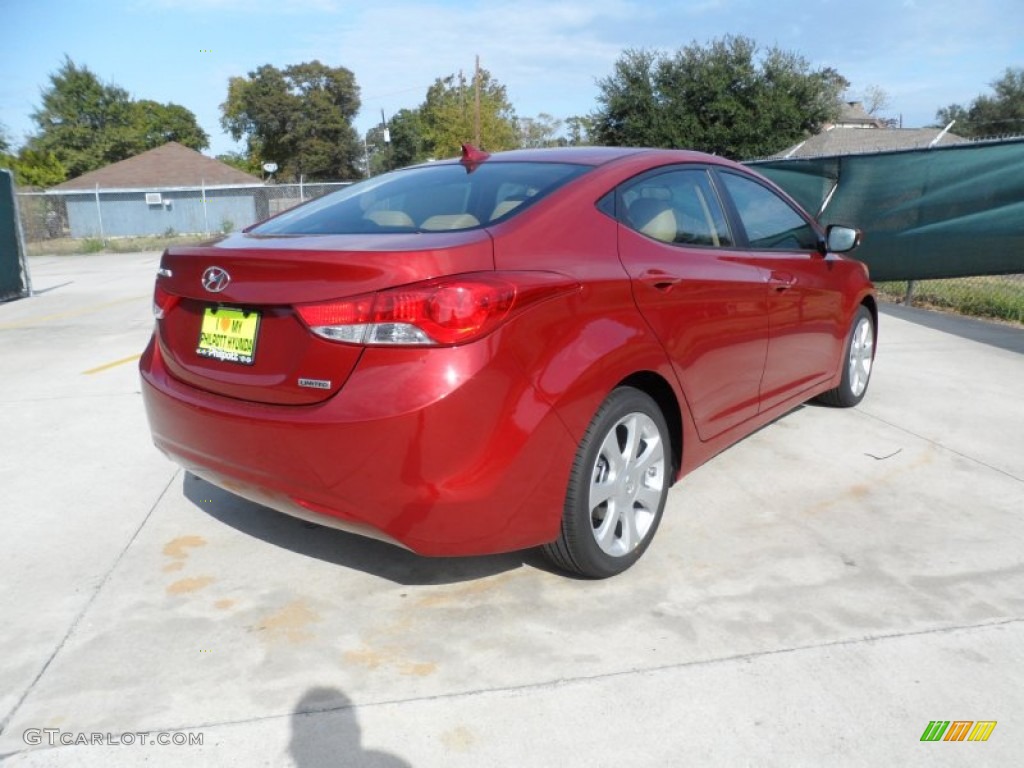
[296,273,578,346]
[152,283,179,319]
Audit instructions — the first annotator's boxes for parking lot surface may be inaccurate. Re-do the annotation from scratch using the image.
[1,252,1022,766]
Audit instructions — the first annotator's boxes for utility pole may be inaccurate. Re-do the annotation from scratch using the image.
[474,54,481,146]
[380,109,391,172]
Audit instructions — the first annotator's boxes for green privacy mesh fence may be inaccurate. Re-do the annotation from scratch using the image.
[1,169,29,301]
[751,138,1024,282]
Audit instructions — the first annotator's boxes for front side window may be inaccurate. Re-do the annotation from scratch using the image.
[618,168,733,247]
[250,162,590,236]
[719,172,819,251]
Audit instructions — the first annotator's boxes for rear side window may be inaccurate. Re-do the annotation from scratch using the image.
[250,162,590,235]
[618,168,733,247]
[718,172,819,251]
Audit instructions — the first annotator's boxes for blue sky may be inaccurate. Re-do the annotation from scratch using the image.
[1,0,1022,158]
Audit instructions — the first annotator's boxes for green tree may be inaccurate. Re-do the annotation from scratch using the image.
[0,123,14,179]
[417,69,518,158]
[27,57,208,179]
[221,60,362,181]
[565,115,597,146]
[362,108,433,177]
[593,37,848,159]
[936,67,1024,137]
[361,69,519,173]
[518,113,564,148]
[10,148,67,187]
[29,57,135,177]
[216,151,262,176]
[592,48,664,148]
[131,100,209,152]
[387,108,430,168]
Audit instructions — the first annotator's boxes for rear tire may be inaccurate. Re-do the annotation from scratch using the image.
[543,387,670,578]
[817,305,875,408]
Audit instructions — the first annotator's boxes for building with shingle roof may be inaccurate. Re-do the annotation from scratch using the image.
[49,142,264,238]
[833,101,888,130]
[51,142,260,191]
[772,101,968,160]
[775,125,968,159]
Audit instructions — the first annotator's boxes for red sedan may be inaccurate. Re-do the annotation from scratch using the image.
[140,146,875,578]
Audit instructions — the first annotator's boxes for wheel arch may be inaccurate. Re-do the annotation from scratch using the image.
[616,370,683,483]
[860,293,879,342]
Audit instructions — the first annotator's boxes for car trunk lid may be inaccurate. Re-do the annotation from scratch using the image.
[153,232,494,405]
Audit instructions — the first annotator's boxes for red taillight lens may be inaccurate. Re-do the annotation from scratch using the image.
[152,284,179,319]
[296,273,576,347]
[378,281,514,344]
[295,295,374,328]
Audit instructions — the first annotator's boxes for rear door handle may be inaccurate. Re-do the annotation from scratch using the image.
[769,271,797,291]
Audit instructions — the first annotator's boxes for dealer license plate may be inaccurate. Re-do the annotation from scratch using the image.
[197,307,260,365]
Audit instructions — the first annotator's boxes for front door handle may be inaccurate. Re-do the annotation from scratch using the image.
[639,270,683,292]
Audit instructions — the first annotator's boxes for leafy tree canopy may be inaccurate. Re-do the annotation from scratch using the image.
[592,37,848,159]
[132,100,209,152]
[386,108,430,169]
[0,123,11,154]
[10,149,67,188]
[221,60,362,181]
[935,67,1024,138]
[362,68,519,175]
[564,115,598,146]
[419,68,519,158]
[216,151,263,176]
[28,57,208,180]
[518,113,564,148]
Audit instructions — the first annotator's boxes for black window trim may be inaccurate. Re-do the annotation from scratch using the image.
[709,167,825,253]
[603,163,739,251]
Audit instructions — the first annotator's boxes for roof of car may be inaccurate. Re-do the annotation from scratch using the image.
[427,145,724,168]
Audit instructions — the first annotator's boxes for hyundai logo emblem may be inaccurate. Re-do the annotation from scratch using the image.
[201,266,231,293]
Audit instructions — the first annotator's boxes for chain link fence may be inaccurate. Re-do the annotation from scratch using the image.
[16,181,352,248]
[13,168,1024,325]
[874,275,1024,325]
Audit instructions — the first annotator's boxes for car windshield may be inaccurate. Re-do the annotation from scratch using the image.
[250,161,591,235]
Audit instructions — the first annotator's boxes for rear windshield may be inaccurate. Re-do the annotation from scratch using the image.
[250,161,590,235]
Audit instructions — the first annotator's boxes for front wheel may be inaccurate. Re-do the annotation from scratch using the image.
[542,387,670,578]
[817,305,875,408]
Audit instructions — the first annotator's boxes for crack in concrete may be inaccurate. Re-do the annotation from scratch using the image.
[857,408,1024,484]
[5,613,1017,760]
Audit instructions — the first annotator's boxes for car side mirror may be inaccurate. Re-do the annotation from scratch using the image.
[825,225,861,254]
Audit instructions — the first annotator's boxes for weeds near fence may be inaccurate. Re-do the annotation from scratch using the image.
[877,276,1024,325]
[26,233,212,257]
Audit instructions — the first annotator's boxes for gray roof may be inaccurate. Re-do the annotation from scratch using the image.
[53,142,261,190]
[773,127,969,159]
[835,101,886,128]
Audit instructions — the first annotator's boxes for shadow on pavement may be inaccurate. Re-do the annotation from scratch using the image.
[183,472,539,586]
[290,687,411,768]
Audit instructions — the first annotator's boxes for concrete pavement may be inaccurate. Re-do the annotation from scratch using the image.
[1,252,1021,766]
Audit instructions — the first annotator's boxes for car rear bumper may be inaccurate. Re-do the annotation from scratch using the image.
[139,336,578,556]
